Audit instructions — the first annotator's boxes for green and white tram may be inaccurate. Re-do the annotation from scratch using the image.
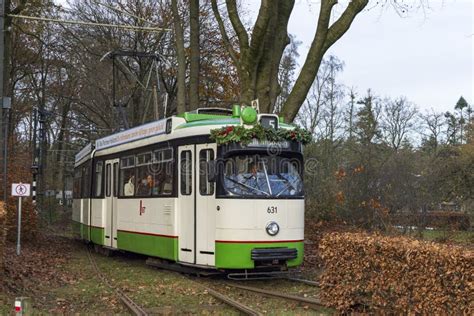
[73,106,306,272]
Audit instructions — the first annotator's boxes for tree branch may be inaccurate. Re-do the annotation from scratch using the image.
[248,0,271,57]
[210,0,238,65]
[323,0,369,51]
[225,0,249,50]
[280,0,337,121]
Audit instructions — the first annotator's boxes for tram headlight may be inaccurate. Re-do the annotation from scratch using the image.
[266,221,280,236]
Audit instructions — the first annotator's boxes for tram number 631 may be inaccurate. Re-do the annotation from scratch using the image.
[267,206,278,214]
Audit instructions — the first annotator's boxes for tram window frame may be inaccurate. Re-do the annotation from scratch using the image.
[93,161,104,198]
[82,164,91,198]
[151,148,174,197]
[135,152,153,197]
[180,150,192,195]
[106,164,111,197]
[73,167,82,199]
[154,148,173,162]
[119,155,136,197]
[113,162,119,197]
[136,152,152,165]
[199,149,214,196]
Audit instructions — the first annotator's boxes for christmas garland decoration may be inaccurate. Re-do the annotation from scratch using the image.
[210,124,312,145]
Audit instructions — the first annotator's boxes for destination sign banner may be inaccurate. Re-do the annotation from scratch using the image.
[247,139,290,148]
[75,143,92,162]
[95,119,166,151]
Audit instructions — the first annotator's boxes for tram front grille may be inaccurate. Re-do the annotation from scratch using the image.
[251,248,297,261]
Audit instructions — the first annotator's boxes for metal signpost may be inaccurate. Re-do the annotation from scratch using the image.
[11,183,30,255]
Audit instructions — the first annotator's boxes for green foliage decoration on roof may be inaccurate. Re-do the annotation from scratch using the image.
[210,124,312,145]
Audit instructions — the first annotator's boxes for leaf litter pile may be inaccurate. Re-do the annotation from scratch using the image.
[2,235,71,310]
[319,232,473,314]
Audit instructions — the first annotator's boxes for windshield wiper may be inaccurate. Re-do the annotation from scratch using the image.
[225,176,270,196]
[275,177,299,197]
[262,161,272,195]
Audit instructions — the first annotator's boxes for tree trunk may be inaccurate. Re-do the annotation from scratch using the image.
[171,0,187,114]
[256,1,294,113]
[189,0,200,110]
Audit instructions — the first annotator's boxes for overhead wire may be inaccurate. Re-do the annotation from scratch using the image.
[8,14,171,33]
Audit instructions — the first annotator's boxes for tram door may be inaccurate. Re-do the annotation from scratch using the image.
[196,144,216,266]
[178,146,195,263]
[104,159,119,248]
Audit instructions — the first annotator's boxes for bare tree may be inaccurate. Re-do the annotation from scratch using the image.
[320,56,345,142]
[345,88,357,141]
[274,34,300,113]
[297,55,344,139]
[381,97,418,151]
[420,109,445,154]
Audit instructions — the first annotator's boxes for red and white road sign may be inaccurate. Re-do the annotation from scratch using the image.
[11,183,31,197]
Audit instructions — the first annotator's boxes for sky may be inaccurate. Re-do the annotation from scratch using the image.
[245,0,473,113]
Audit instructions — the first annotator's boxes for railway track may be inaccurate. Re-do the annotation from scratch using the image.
[88,246,323,314]
[186,275,324,314]
[86,246,149,316]
[225,282,322,307]
[286,277,320,287]
[185,276,262,315]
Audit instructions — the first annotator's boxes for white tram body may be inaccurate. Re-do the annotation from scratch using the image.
[73,108,305,271]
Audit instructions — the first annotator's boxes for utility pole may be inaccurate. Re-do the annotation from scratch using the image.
[0,0,12,202]
[36,108,47,213]
[0,0,6,201]
[31,108,38,204]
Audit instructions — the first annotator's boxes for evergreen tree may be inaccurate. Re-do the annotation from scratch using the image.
[455,96,469,144]
[355,90,381,145]
[444,111,458,145]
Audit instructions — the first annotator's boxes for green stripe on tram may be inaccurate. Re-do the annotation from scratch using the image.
[72,221,104,245]
[175,118,295,130]
[90,226,104,245]
[178,112,232,122]
[117,230,178,261]
[80,223,91,241]
[175,118,240,129]
[215,241,304,269]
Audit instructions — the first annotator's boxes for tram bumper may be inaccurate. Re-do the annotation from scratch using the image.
[215,240,303,269]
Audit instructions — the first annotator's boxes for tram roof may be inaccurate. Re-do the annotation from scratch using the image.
[74,107,293,166]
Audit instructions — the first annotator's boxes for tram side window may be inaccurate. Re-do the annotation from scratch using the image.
[105,164,111,197]
[180,151,192,195]
[136,152,153,197]
[94,161,103,197]
[82,165,91,198]
[199,149,214,195]
[152,148,174,196]
[120,156,135,197]
[113,162,119,197]
[73,168,82,198]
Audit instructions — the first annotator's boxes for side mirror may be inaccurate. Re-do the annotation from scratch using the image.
[207,160,217,183]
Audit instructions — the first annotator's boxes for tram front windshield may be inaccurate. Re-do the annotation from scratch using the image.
[223,154,303,198]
